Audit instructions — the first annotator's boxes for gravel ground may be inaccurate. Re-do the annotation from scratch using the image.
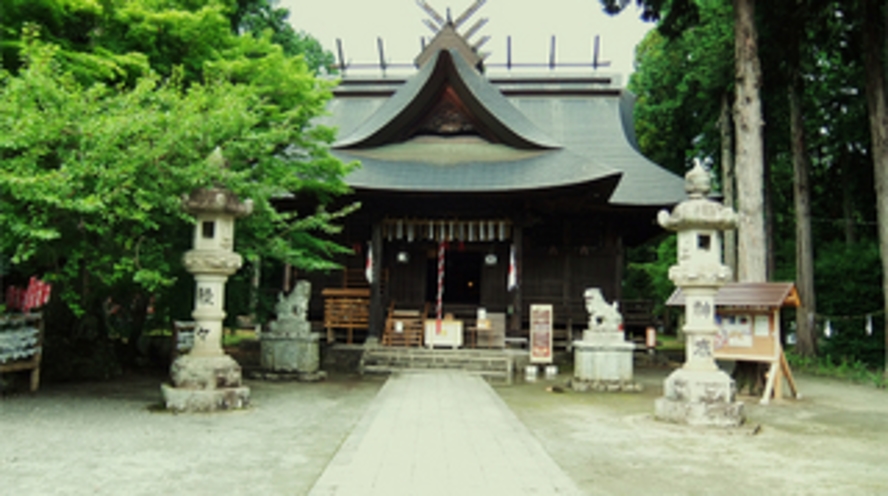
[0,372,384,496]
[499,366,888,496]
[2,365,887,495]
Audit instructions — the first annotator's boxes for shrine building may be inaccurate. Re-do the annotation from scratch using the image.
[291,6,684,347]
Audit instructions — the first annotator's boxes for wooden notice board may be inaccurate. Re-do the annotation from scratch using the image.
[667,282,802,404]
[530,304,553,364]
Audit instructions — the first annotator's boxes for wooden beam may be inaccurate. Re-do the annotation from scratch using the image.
[377,37,387,72]
[336,38,347,73]
[454,0,486,29]
[462,17,488,41]
[511,225,523,334]
[549,35,556,69]
[422,18,439,34]
[416,0,445,27]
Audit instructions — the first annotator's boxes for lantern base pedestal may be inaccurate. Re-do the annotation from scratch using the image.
[654,368,745,427]
[161,354,250,412]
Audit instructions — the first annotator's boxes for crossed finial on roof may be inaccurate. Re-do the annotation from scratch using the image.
[416,0,490,57]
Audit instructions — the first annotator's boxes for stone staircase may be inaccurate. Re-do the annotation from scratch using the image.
[360,347,529,385]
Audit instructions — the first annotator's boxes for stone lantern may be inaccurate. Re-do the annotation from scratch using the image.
[654,161,744,427]
[161,166,253,412]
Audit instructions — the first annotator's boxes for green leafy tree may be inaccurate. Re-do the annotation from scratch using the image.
[627,1,733,175]
[0,38,356,376]
[232,0,336,74]
[0,0,335,84]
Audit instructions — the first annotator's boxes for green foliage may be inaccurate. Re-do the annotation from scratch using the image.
[623,234,677,320]
[0,0,336,86]
[786,349,886,388]
[628,0,733,176]
[231,0,336,74]
[0,37,355,375]
[600,0,700,38]
[626,0,883,368]
[810,241,885,368]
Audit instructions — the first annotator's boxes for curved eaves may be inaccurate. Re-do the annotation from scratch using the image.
[335,147,620,193]
[334,50,560,150]
[446,50,561,150]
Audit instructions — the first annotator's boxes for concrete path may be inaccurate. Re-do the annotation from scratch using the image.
[309,371,583,496]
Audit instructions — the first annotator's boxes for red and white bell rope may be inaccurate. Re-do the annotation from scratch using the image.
[436,241,445,334]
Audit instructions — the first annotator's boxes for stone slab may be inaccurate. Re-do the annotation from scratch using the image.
[308,371,582,495]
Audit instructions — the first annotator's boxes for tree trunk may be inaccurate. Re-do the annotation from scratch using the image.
[840,151,858,246]
[861,0,888,376]
[764,146,775,280]
[733,0,768,283]
[719,92,738,279]
[788,41,818,357]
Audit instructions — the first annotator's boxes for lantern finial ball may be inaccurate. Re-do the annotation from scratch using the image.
[685,159,711,199]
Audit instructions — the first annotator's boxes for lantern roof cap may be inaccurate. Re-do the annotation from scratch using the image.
[182,188,253,218]
[657,161,736,231]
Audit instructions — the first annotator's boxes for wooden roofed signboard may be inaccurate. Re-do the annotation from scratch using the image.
[667,282,801,404]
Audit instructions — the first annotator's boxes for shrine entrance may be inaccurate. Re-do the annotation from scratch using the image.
[426,250,482,306]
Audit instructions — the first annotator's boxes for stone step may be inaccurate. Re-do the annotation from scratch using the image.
[361,365,513,385]
[360,348,523,385]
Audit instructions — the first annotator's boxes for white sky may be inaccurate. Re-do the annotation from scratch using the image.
[277,0,654,82]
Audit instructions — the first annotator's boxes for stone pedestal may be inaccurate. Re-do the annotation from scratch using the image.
[254,281,326,382]
[162,354,249,412]
[571,290,639,392]
[572,334,639,392]
[654,368,744,427]
[261,329,319,373]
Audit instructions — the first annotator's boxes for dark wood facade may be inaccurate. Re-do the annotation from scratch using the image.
[299,27,684,342]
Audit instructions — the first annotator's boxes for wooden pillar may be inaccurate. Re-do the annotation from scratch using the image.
[563,220,572,333]
[369,220,384,339]
[282,262,291,293]
[614,231,624,302]
[510,224,523,334]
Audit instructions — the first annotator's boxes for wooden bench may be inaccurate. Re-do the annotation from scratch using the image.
[0,313,44,393]
[323,288,370,344]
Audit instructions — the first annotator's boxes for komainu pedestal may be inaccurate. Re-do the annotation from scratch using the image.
[571,288,639,392]
[256,280,325,382]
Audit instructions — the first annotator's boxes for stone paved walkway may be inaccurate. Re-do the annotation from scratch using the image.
[308,371,583,495]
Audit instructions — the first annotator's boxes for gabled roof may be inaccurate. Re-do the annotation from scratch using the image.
[666,283,800,308]
[321,49,685,203]
[334,50,559,150]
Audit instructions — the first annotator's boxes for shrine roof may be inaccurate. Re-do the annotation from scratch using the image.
[320,50,684,205]
[666,283,800,308]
